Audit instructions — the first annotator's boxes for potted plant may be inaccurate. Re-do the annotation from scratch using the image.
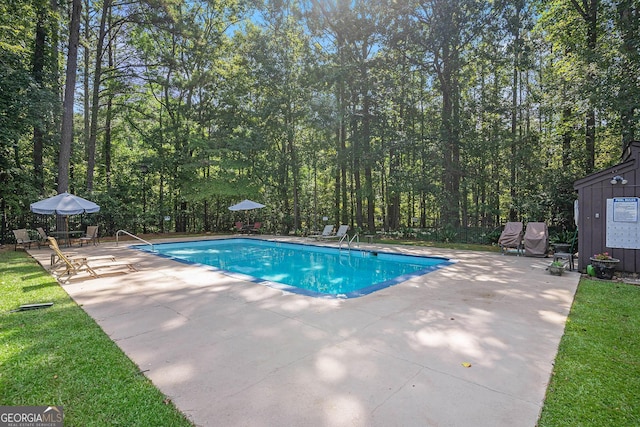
[548,260,565,276]
[589,251,620,280]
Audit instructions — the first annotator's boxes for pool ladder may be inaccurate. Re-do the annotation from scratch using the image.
[116,229,154,252]
[339,233,359,252]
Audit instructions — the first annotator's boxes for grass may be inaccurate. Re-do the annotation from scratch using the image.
[0,250,193,426]
[538,279,640,426]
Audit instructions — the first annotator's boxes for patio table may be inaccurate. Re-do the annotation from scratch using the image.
[49,230,84,248]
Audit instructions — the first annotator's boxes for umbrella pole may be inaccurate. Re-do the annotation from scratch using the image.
[55,214,69,247]
[56,214,66,233]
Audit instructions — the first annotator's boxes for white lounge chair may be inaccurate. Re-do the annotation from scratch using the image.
[309,225,335,239]
[320,225,349,240]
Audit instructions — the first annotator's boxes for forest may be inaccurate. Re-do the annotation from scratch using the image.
[1,0,639,242]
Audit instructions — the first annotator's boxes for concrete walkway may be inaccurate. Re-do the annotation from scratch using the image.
[29,237,579,426]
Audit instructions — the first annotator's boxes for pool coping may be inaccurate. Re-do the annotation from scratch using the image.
[27,235,580,427]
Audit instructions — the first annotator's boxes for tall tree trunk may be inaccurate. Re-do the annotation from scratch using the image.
[289,126,300,232]
[438,44,461,228]
[359,43,375,232]
[340,122,348,225]
[492,68,501,226]
[58,0,82,194]
[159,175,165,232]
[362,89,375,232]
[87,0,111,192]
[32,3,46,194]
[562,106,572,168]
[617,1,638,147]
[104,8,114,189]
[334,122,342,226]
[83,0,90,164]
[334,75,344,226]
[570,0,598,173]
[49,0,61,143]
[387,143,400,230]
[352,93,363,229]
[508,4,521,222]
[280,140,290,232]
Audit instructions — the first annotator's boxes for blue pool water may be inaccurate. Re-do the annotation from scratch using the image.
[139,238,451,298]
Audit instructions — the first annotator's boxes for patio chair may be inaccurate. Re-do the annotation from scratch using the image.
[13,229,39,251]
[498,222,524,256]
[48,237,136,283]
[524,222,549,257]
[48,237,99,281]
[320,225,349,240]
[79,225,99,246]
[36,227,48,243]
[248,222,261,234]
[47,235,115,267]
[235,221,244,232]
[309,225,335,239]
[552,229,578,271]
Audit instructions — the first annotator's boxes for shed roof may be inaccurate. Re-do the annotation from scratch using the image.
[574,141,640,190]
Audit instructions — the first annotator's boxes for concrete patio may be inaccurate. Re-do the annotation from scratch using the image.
[28,237,580,426]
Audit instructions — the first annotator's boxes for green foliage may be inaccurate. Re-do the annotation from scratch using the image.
[438,225,458,243]
[0,50,32,186]
[3,0,640,239]
[549,229,577,246]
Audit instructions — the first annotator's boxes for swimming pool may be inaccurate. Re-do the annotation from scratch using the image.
[138,238,451,298]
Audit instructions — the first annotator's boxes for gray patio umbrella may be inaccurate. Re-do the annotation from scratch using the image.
[228,199,265,225]
[228,199,265,211]
[31,192,100,239]
[30,192,100,215]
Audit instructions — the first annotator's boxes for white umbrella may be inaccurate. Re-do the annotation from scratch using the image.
[228,199,265,229]
[30,192,100,215]
[228,199,265,211]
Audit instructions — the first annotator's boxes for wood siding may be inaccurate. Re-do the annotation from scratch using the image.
[574,141,640,274]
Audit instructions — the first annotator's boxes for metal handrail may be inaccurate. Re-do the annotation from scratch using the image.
[338,233,349,251]
[339,233,359,251]
[116,229,154,252]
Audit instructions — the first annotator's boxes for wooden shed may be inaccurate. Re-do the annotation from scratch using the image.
[573,140,640,274]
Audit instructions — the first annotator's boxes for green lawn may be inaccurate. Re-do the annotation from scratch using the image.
[538,279,640,426]
[0,250,192,426]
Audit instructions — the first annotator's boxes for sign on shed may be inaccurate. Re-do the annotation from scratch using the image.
[606,197,640,249]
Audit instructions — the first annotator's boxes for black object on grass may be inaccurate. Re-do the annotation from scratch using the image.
[11,302,54,312]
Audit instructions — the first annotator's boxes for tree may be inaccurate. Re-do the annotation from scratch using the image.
[569,0,599,173]
[85,0,113,193]
[5,0,640,240]
[58,0,82,194]
[404,0,491,227]
[613,0,640,146]
[305,0,389,231]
